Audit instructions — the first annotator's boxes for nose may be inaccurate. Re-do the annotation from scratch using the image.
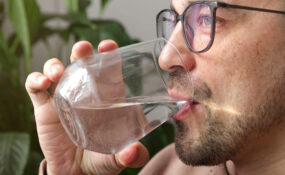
[158,22,196,73]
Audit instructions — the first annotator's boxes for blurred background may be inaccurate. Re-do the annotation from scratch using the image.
[0,0,174,174]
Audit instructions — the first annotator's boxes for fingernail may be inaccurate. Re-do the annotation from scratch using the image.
[37,76,46,84]
[118,144,138,166]
[51,64,61,75]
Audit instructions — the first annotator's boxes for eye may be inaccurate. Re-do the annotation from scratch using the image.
[197,15,225,29]
[197,15,213,27]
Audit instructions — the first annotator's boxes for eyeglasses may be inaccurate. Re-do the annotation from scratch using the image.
[156,1,285,53]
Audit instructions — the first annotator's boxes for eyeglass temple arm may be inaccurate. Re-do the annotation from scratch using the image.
[219,2,285,15]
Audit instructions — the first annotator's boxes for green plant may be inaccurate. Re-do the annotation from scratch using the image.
[0,0,174,174]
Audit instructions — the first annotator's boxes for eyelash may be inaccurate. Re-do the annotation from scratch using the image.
[197,15,225,27]
[198,15,213,26]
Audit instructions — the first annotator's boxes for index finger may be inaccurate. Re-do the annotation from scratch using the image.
[97,40,121,83]
[70,41,94,62]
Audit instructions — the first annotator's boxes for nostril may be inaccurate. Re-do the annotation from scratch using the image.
[168,65,185,72]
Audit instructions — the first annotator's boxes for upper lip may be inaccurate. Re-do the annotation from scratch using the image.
[168,89,199,104]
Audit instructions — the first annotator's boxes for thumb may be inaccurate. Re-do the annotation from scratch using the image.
[82,142,149,175]
[116,142,150,168]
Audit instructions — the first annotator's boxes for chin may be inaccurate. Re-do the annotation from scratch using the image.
[174,140,230,166]
[173,115,238,166]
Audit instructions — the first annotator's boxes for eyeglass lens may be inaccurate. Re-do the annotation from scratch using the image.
[157,3,214,52]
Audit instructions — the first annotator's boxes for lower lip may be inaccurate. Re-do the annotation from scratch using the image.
[172,101,194,120]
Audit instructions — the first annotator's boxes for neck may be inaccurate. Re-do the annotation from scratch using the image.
[232,120,285,175]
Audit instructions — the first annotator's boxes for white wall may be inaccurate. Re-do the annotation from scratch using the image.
[101,0,170,40]
[30,0,170,71]
[38,0,170,40]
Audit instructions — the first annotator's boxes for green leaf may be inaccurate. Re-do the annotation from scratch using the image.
[23,151,43,175]
[94,20,138,47]
[8,0,31,75]
[140,122,174,157]
[59,29,72,43]
[23,0,42,42]
[69,13,94,27]
[0,35,32,132]
[7,0,41,75]
[79,0,91,14]
[72,26,100,46]
[0,33,19,83]
[65,0,79,13]
[0,33,11,63]
[0,1,4,28]
[121,122,174,175]
[120,167,141,175]
[0,133,30,175]
[69,19,138,48]
[0,83,33,132]
[100,0,111,15]
[32,26,55,44]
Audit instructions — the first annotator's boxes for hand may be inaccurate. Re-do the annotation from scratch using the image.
[25,40,149,175]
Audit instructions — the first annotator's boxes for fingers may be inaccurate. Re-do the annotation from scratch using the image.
[98,40,123,85]
[26,72,51,108]
[43,58,65,94]
[70,41,94,62]
[70,40,117,63]
[96,40,125,100]
[117,142,150,168]
[26,58,64,108]
[98,40,119,53]
[81,142,149,175]
[43,58,64,82]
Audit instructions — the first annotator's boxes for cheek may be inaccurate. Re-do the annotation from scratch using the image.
[198,31,280,115]
[193,10,285,119]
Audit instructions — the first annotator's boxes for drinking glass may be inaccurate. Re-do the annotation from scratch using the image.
[54,38,193,154]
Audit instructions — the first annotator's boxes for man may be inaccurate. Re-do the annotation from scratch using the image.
[26,0,285,174]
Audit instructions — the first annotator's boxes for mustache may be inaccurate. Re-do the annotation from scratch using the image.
[168,69,212,103]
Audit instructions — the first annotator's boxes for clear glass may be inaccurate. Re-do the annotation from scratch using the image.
[54,38,193,154]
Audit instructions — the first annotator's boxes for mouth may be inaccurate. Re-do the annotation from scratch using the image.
[168,89,199,120]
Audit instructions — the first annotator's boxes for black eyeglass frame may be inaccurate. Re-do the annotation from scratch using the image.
[156,1,285,53]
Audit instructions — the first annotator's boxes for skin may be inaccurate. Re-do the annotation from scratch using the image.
[26,0,285,174]
[26,41,149,175]
[161,0,285,174]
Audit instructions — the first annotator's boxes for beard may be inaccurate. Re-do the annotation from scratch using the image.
[170,69,285,166]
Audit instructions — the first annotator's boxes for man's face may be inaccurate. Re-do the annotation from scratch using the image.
[162,0,285,165]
